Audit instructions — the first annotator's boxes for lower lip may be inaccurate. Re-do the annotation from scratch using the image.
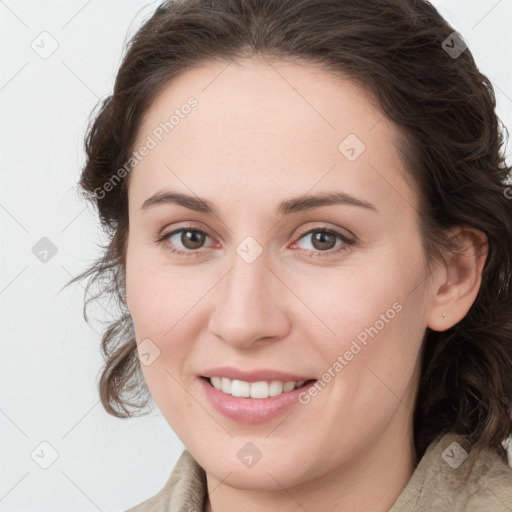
[198,377,317,424]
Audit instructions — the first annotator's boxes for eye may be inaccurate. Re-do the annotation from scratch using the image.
[156,223,356,258]
[291,226,355,257]
[157,225,212,256]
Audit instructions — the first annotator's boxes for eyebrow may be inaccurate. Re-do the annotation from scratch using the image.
[141,190,378,215]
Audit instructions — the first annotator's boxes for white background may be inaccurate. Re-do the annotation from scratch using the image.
[1,1,511,510]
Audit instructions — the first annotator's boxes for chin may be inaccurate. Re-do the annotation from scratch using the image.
[191,438,316,491]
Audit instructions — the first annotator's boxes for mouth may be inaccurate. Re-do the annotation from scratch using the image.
[198,371,320,424]
[200,376,317,400]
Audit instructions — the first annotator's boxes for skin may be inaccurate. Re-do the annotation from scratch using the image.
[124,57,487,512]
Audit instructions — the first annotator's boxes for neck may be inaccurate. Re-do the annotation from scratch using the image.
[204,409,417,512]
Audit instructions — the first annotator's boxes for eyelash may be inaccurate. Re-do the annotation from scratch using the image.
[156,223,356,259]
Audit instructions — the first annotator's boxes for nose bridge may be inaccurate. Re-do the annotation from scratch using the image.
[208,242,289,348]
[228,251,268,307]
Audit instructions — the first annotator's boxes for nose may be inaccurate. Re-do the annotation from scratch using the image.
[207,248,291,350]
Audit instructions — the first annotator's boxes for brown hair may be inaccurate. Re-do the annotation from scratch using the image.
[71,0,512,463]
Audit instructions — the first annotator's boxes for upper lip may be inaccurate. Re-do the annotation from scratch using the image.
[201,366,316,383]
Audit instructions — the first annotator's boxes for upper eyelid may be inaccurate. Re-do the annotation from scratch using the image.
[294,222,354,239]
[160,222,354,247]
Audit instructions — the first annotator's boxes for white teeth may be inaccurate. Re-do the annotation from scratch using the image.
[250,381,269,399]
[231,379,250,397]
[269,380,284,397]
[211,376,222,389]
[221,377,231,394]
[283,381,296,392]
[208,377,307,399]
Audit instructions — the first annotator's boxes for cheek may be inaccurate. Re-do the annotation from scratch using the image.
[125,246,209,397]
[301,250,425,397]
[301,266,401,345]
[125,233,193,336]
[125,253,203,423]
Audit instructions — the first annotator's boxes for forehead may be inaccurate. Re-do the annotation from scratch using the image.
[129,58,417,216]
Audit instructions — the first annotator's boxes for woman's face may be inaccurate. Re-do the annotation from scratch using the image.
[125,58,436,490]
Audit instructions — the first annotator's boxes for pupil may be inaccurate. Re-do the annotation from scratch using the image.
[313,230,335,250]
[183,230,204,249]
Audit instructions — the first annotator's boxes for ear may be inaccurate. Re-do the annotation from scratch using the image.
[426,226,488,332]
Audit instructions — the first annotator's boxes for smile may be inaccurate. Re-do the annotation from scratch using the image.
[206,376,311,399]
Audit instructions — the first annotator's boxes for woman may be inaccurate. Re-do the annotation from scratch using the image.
[74,0,512,510]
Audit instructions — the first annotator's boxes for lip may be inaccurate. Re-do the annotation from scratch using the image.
[198,376,317,424]
[200,366,315,383]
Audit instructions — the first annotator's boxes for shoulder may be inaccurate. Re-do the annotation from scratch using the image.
[125,449,207,512]
[391,432,512,512]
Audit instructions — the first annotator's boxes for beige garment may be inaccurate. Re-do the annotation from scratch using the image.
[126,432,512,511]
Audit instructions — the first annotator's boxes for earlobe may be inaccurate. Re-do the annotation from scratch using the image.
[426,226,488,332]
